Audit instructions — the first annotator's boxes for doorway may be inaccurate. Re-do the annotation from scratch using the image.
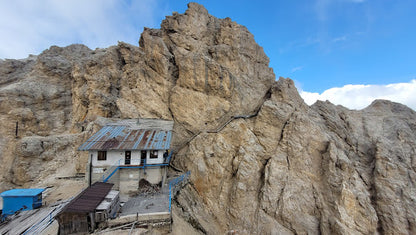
[141,150,147,165]
[125,151,131,165]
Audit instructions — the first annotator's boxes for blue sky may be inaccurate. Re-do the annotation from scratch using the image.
[0,0,415,110]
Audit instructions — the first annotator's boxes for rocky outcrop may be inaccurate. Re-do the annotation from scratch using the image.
[1,2,416,234]
[174,78,416,234]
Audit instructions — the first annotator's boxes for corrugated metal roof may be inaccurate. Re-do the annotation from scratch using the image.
[1,188,45,197]
[61,182,113,213]
[78,126,172,151]
[96,190,119,211]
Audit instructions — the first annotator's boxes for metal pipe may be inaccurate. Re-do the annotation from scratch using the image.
[128,221,137,235]
[89,154,92,187]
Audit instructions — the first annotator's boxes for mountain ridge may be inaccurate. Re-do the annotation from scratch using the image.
[1,2,416,234]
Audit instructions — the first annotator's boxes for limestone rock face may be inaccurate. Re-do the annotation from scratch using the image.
[1,2,416,234]
[176,79,416,234]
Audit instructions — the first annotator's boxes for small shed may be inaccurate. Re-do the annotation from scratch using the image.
[56,182,114,234]
[95,190,120,222]
[0,188,45,218]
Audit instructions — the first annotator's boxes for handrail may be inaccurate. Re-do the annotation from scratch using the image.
[100,153,172,183]
[172,91,268,156]
[103,166,120,183]
[168,171,191,212]
[101,159,122,182]
[165,152,173,164]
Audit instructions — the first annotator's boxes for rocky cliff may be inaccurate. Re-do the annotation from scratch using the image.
[1,3,416,234]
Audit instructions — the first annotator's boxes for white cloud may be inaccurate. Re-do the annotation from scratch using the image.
[300,80,416,110]
[291,66,304,73]
[0,0,161,59]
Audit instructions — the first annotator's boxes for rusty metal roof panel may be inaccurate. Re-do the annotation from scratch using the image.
[60,182,113,214]
[79,126,172,151]
[147,130,172,149]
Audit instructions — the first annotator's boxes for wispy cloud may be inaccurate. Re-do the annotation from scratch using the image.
[332,35,347,42]
[299,80,416,110]
[291,66,304,73]
[0,0,162,59]
[281,33,349,55]
[315,0,365,22]
[278,37,321,54]
[315,0,331,22]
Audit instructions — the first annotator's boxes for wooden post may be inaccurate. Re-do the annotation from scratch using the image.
[15,121,18,138]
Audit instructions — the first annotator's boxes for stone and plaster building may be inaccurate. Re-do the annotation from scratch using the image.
[79,119,173,200]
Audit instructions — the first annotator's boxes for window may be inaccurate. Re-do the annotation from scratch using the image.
[98,151,107,161]
[150,150,158,159]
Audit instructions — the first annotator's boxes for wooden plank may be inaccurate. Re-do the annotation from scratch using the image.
[18,208,52,234]
[0,207,53,234]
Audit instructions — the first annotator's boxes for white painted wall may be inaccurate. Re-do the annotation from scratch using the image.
[91,150,124,166]
[146,150,164,164]
[90,149,165,166]
[132,151,140,164]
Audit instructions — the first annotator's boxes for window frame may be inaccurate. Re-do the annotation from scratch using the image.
[150,150,158,159]
[97,151,107,161]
